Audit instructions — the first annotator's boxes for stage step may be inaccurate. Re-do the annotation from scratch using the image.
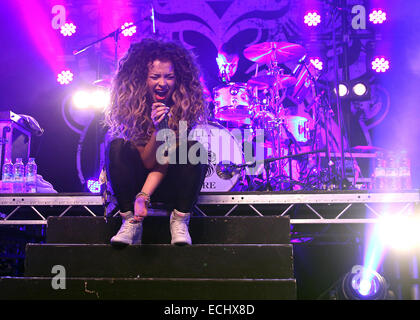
[2,216,296,299]
[24,244,294,279]
[46,216,290,244]
[0,277,296,300]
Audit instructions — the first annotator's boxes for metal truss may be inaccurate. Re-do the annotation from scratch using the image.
[194,191,420,224]
[0,193,104,225]
[0,191,419,225]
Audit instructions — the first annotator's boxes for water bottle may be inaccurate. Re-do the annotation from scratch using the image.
[13,158,25,193]
[385,151,400,191]
[373,151,386,190]
[25,157,37,193]
[399,150,412,190]
[2,159,14,193]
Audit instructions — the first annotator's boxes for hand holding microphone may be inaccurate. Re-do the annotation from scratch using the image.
[151,100,170,130]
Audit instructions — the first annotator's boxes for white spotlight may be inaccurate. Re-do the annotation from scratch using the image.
[91,90,110,110]
[353,83,368,96]
[72,89,110,110]
[72,90,91,109]
[334,84,349,97]
[377,214,420,251]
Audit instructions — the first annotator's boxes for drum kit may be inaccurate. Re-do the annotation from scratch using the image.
[92,41,334,193]
[199,41,329,193]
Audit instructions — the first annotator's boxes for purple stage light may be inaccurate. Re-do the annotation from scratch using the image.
[12,0,66,74]
[310,57,323,71]
[60,22,77,36]
[371,57,390,73]
[369,9,387,24]
[304,12,321,27]
[87,179,101,193]
[121,22,136,37]
[57,70,74,85]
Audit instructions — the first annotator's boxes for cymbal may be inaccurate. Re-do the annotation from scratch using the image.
[247,74,297,89]
[244,42,305,64]
[92,78,111,88]
[243,42,305,65]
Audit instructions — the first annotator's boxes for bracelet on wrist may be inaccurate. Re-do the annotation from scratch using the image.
[135,191,151,207]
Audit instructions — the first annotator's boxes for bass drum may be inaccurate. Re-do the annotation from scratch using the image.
[189,121,244,192]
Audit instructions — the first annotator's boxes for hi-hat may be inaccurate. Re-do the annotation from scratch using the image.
[243,42,305,65]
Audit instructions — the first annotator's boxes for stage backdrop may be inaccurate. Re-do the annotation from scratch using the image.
[0,0,419,191]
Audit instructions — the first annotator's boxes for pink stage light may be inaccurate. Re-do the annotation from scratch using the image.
[369,9,387,24]
[57,70,74,85]
[310,57,323,71]
[60,23,77,36]
[12,0,66,74]
[87,179,101,193]
[304,12,321,27]
[371,57,390,73]
[121,22,136,37]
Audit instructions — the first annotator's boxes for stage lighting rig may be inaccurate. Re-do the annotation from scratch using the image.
[309,57,323,71]
[372,57,390,73]
[121,22,136,37]
[333,83,349,97]
[72,89,110,111]
[369,9,387,24]
[333,80,371,100]
[57,70,74,85]
[60,22,77,36]
[327,265,393,300]
[304,12,321,27]
[87,179,101,193]
[352,82,368,96]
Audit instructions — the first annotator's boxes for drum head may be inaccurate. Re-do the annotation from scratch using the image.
[189,122,244,192]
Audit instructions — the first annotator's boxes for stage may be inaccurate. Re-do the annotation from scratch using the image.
[1,190,419,300]
[1,0,420,302]
[0,190,418,225]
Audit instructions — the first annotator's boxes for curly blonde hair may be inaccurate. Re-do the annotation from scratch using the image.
[104,38,208,146]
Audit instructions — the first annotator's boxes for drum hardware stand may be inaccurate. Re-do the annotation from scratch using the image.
[220,148,327,191]
[305,63,336,188]
[73,7,155,69]
[262,148,327,191]
[328,0,350,189]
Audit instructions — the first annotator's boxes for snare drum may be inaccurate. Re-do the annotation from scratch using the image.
[213,83,252,124]
[189,122,244,192]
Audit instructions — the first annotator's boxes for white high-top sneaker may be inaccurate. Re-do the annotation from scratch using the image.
[110,211,143,245]
[170,210,192,245]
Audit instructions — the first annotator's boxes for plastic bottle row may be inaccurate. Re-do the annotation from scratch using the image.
[1,157,37,193]
[373,150,412,191]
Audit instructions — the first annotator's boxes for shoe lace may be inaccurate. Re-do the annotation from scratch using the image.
[172,218,188,236]
[119,219,140,236]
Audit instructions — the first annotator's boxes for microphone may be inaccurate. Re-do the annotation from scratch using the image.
[154,95,170,130]
[157,110,169,130]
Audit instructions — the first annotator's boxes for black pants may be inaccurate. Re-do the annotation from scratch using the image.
[105,138,207,213]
